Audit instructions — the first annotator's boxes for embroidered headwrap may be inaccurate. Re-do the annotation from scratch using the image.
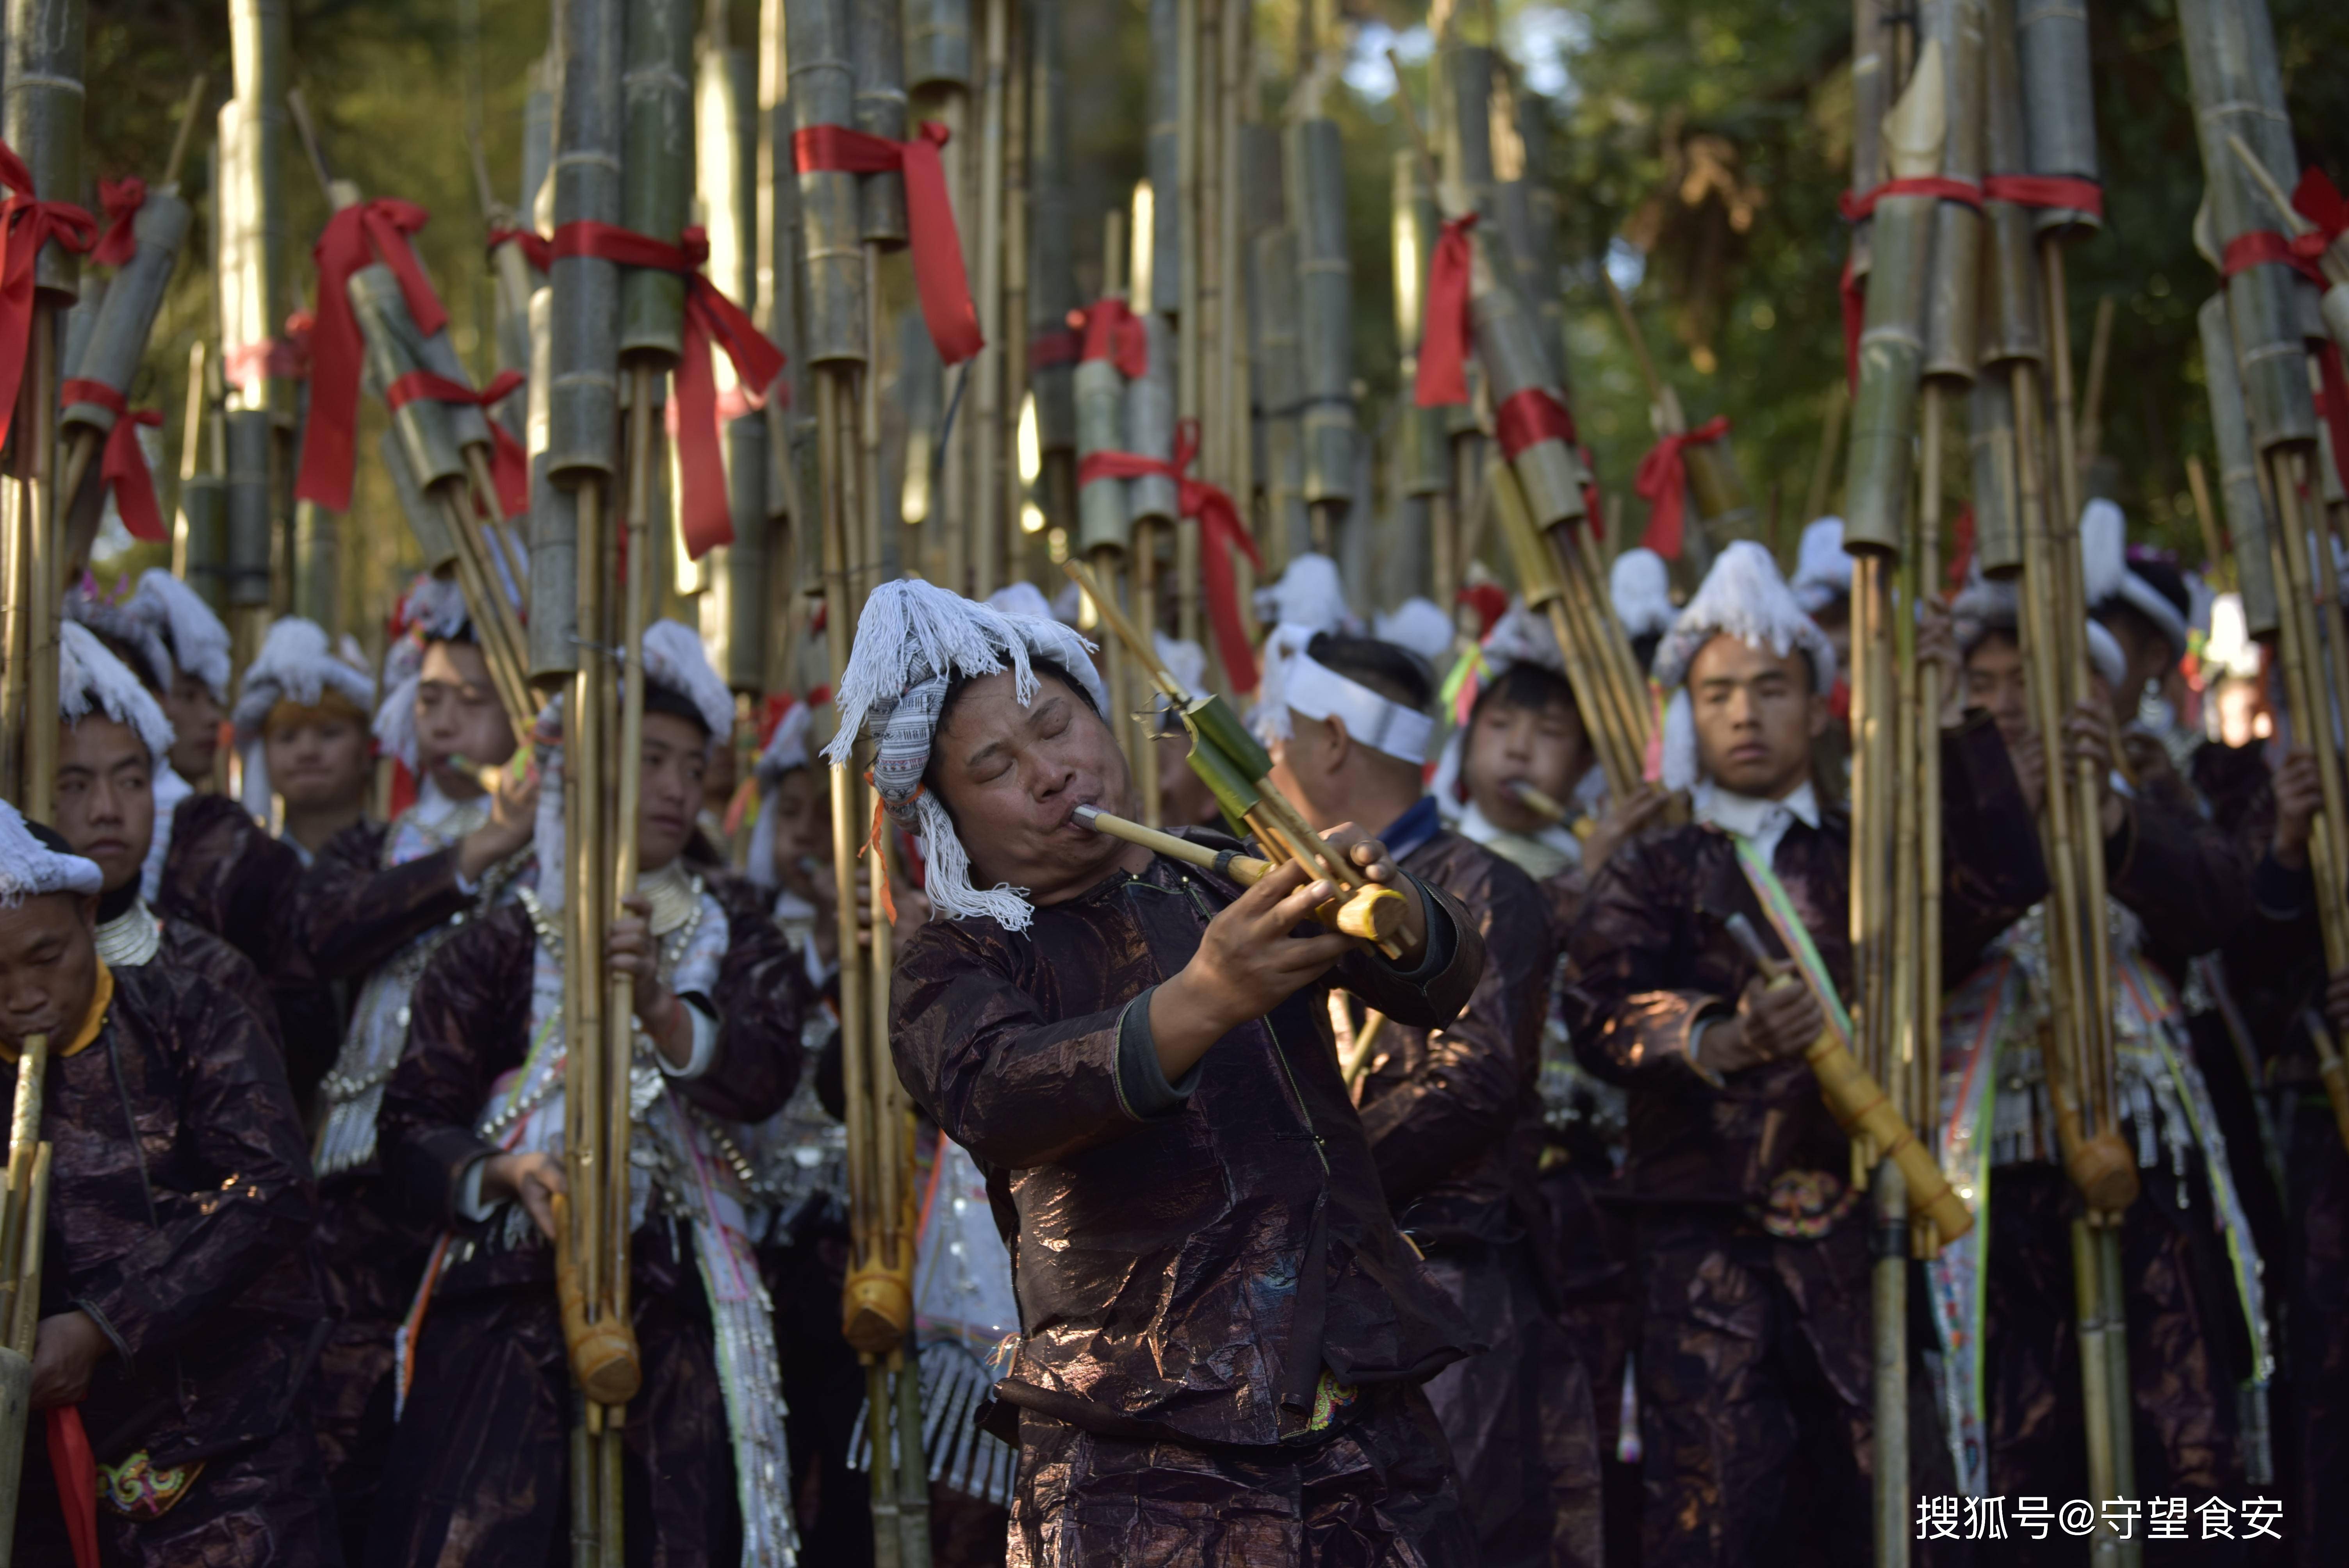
[826,578,1105,931]
[59,621,176,763]
[1652,542,1839,793]
[0,799,103,906]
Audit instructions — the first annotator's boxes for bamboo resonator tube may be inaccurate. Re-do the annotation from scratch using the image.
[1072,805,1405,948]
[1725,916,1974,1245]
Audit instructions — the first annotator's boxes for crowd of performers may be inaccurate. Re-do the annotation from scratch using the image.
[0,504,2338,1568]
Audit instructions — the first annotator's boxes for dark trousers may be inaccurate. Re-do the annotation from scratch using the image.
[1006,1383,1473,1568]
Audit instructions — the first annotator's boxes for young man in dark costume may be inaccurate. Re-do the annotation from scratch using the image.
[0,800,336,1564]
[50,622,280,1041]
[369,620,810,1565]
[1261,624,1602,1568]
[1561,543,2046,1567]
[865,579,1486,1567]
[291,576,539,1560]
[1937,579,2272,1558]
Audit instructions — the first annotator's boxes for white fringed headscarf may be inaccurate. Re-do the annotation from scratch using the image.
[747,701,814,891]
[827,579,1104,931]
[1652,542,1839,793]
[131,568,233,703]
[1790,517,1854,615]
[0,799,103,905]
[1374,596,1455,668]
[1609,548,1676,644]
[372,576,472,773]
[59,622,176,763]
[233,618,380,818]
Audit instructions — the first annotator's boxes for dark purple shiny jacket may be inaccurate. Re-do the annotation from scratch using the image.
[890,831,1486,1449]
[1560,718,2047,1209]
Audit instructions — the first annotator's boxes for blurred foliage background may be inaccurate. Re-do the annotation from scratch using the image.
[78,0,2349,626]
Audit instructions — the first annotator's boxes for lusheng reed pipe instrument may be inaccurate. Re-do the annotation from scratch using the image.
[1064,558,1408,959]
[1723,916,1973,1244]
[1071,804,1403,949]
[0,1029,53,1549]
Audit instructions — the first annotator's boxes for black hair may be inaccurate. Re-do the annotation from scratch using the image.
[931,655,1100,760]
[23,818,75,857]
[643,682,715,740]
[91,631,168,697]
[1629,631,1663,678]
[1303,633,1435,715]
[1467,660,1580,730]
[2091,600,2169,666]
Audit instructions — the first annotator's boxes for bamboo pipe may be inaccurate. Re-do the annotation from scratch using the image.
[21,310,59,827]
[57,73,211,544]
[971,0,1008,595]
[2269,456,2349,892]
[1510,780,1567,822]
[1064,563,1406,949]
[1804,383,1848,526]
[1723,915,1972,1243]
[1134,523,1162,827]
[1075,803,1273,882]
[1915,385,1948,1146]
[2076,294,2115,474]
[1342,1007,1388,1091]
[1174,0,1202,646]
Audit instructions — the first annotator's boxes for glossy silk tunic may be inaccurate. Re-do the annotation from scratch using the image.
[890,832,1486,1450]
[9,960,334,1565]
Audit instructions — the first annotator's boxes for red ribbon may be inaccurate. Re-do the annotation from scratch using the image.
[2293,167,2349,245]
[792,122,983,365]
[1075,419,1265,690]
[1414,214,1477,408]
[1837,179,1985,394]
[1633,416,1730,561]
[1947,504,1976,595]
[61,379,166,541]
[0,139,96,448]
[1074,298,1148,379]
[1836,176,1985,223]
[385,369,532,518]
[294,198,447,512]
[47,1406,98,1568]
[1495,386,1577,461]
[1981,175,2104,218]
[551,221,787,558]
[2219,231,2349,497]
[94,176,145,268]
[1030,325,1084,368]
[489,224,554,272]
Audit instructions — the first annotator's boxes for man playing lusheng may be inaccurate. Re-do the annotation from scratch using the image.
[864,580,1488,1566]
[1562,542,2046,1566]
[1262,625,1601,1568]
[0,800,336,1564]
[370,620,809,1565]
[290,575,539,1561]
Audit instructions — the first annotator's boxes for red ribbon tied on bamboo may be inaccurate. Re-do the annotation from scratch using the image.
[0,139,96,448]
[295,198,447,513]
[60,379,166,541]
[2220,227,2349,499]
[1633,416,1730,561]
[552,221,786,558]
[792,122,984,366]
[1414,214,1478,408]
[94,176,146,268]
[1075,419,1265,692]
[1073,297,1148,379]
[386,369,532,518]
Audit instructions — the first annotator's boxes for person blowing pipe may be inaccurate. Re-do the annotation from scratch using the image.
[855,578,1489,1563]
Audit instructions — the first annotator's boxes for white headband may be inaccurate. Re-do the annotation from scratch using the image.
[1284,651,1435,766]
